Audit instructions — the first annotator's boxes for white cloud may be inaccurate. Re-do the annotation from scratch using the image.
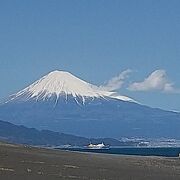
[100,69,132,91]
[128,69,180,93]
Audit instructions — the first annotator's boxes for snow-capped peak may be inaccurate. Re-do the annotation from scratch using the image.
[8,70,134,103]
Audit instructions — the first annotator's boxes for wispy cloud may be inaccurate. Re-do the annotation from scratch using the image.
[100,69,132,91]
[128,69,180,93]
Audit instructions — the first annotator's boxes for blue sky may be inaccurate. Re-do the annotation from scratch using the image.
[0,0,180,111]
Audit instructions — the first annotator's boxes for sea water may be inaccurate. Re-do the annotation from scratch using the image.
[58,147,180,157]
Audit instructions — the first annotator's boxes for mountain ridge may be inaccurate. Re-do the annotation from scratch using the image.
[0,119,136,146]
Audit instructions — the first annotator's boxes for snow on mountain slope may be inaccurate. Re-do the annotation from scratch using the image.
[7,70,134,104]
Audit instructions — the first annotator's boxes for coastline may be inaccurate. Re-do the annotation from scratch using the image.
[0,142,180,180]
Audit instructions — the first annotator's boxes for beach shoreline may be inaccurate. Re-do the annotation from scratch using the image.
[0,142,180,180]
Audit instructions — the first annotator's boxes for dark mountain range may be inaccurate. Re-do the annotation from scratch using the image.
[0,119,136,146]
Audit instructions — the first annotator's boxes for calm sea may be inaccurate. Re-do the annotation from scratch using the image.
[58,147,180,157]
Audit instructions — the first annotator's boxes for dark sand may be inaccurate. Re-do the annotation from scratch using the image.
[0,142,180,180]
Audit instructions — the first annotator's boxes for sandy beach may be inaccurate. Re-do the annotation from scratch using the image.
[0,142,180,180]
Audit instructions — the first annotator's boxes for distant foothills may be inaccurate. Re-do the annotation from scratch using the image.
[0,119,137,147]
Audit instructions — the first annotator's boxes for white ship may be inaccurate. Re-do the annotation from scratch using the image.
[87,142,109,149]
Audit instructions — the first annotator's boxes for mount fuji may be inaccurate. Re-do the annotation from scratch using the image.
[0,70,180,138]
[5,70,134,104]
